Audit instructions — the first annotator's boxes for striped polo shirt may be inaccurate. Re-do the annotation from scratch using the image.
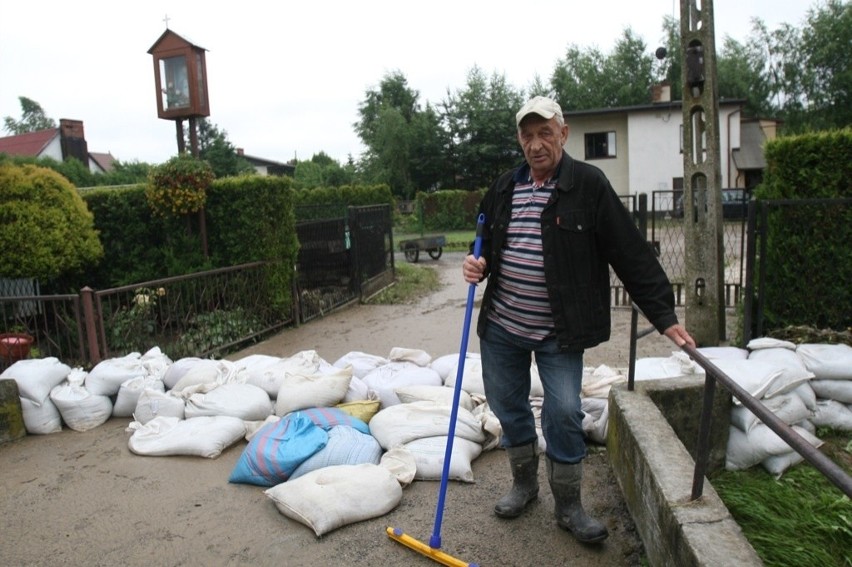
[487,172,557,342]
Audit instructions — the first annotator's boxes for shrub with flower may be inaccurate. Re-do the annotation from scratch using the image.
[145,154,214,217]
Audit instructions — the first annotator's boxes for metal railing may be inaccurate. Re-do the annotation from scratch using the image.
[627,303,852,501]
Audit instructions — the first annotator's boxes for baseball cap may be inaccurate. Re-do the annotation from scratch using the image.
[516,96,562,126]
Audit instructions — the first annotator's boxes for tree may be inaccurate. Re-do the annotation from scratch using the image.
[293,152,354,188]
[190,119,254,178]
[3,96,56,135]
[0,161,103,281]
[716,34,774,117]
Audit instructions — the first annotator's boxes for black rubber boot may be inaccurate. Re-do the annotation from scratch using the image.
[494,442,540,518]
[546,457,609,543]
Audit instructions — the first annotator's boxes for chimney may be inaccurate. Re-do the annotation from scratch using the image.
[236,148,244,156]
[650,82,671,103]
[59,118,89,165]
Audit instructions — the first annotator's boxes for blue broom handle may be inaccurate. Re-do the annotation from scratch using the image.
[430,213,486,550]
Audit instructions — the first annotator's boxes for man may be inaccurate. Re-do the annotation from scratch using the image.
[462,96,694,544]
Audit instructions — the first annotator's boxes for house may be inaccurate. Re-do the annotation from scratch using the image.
[235,148,295,176]
[0,118,115,173]
[561,88,777,202]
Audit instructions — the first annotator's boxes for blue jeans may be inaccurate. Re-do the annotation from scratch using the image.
[480,321,586,463]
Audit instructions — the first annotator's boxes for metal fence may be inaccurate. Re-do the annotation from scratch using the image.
[1,204,395,370]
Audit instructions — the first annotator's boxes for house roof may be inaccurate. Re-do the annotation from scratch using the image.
[563,98,746,117]
[731,121,768,171]
[0,128,58,157]
[89,152,116,173]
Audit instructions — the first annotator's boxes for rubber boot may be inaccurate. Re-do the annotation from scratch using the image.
[494,442,539,518]
[546,457,609,543]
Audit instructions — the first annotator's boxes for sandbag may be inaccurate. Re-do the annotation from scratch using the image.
[0,357,71,404]
[336,396,381,423]
[274,365,352,416]
[388,346,432,367]
[810,379,852,404]
[184,383,273,421]
[711,359,785,404]
[127,415,246,458]
[233,353,285,396]
[171,359,242,392]
[796,343,852,380]
[810,399,852,431]
[747,337,796,351]
[290,425,383,479]
[85,353,146,397]
[133,388,186,424]
[369,400,485,449]
[229,412,328,486]
[634,352,702,380]
[241,352,323,398]
[139,346,173,381]
[696,346,749,360]
[726,423,819,471]
[582,365,626,399]
[761,429,824,478]
[362,362,442,408]
[114,375,165,417]
[405,435,482,483]
[581,397,609,444]
[333,351,389,379]
[729,391,812,433]
[444,356,486,396]
[49,371,113,432]
[747,347,814,397]
[19,396,62,434]
[380,447,417,486]
[294,406,370,435]
[395,384,474,411]
[264,463,403,537]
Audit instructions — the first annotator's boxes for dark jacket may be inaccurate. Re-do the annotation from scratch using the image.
[474,151,678,351]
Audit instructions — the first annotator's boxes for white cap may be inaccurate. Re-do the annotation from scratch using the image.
[516,96,563,126]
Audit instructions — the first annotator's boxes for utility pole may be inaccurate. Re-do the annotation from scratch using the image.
[680,0,725,345]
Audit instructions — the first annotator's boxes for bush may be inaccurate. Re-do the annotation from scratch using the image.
[0,162,103,280]
[146,154,214,216]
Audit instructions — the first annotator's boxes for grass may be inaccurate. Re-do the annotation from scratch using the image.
[712,429,852,567]
[364,261,441,305]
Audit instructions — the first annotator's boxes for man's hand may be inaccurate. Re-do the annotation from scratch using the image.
[462,254,487,284]
[663,324,696,348]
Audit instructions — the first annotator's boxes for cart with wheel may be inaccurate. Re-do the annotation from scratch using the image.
[398,235,446,263]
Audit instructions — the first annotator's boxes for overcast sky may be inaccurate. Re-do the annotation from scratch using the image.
[0,0,815,166]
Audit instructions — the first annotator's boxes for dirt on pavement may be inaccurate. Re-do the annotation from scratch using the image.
[1,251,693,567]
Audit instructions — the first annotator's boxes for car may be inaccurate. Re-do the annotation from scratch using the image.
[672,188,749,220]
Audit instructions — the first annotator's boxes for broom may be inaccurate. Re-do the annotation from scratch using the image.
[386,213,485,567]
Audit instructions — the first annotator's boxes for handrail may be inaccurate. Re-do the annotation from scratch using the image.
[627,303,852,500]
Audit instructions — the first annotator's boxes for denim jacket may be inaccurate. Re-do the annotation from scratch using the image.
[473,151,678,351]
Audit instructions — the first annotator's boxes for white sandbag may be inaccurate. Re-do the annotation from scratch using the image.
[395,384,473,411]
[795,343,852,380]
[19,396,62,434]
[582,365,626,399]
[472,401,502,451]
[0,357,72,403]
[49,373,113,432]
[730,392,812,433]
[810,379,852,404]
[810,399,852,431]
[362,361,442,408]
[634,352,703,381]
[431,353,467,381]
[341,375,371,403]
[380,447,417,486]
[388,347,432,367]
[529,362,545,398]
[162,357,205,389]
[761,428,824,478]
[711,359,785,404]
[791,382,818,411]
[747,337,796,351]
[581,397,609,444]
[240,352,323,398]
[114,375,165,417]
[405,435,482,483]
[696,346,749,360]
[274,365,352,416]
[444,357,486,396]
[748,347,814,397]
[233,354,284,395]
[127,415,245,458]
[185,383,273,421]
[171,359,242,392]
[139,346,172,380]
[726,423,818,471]
[133,388,186,424]
[333,351,389,379]
[85,353,146,397]
[369,400,485,449]
[290,425,383,479]
[264,463,403,537]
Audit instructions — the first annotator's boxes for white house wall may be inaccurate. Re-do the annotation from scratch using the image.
[563,114,630,196]
[39,136,63,162]
[564,104,743,199]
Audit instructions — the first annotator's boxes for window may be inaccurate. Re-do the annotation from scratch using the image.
[584,131,616,159]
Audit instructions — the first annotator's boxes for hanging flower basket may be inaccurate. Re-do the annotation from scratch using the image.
[0,332,34,363]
